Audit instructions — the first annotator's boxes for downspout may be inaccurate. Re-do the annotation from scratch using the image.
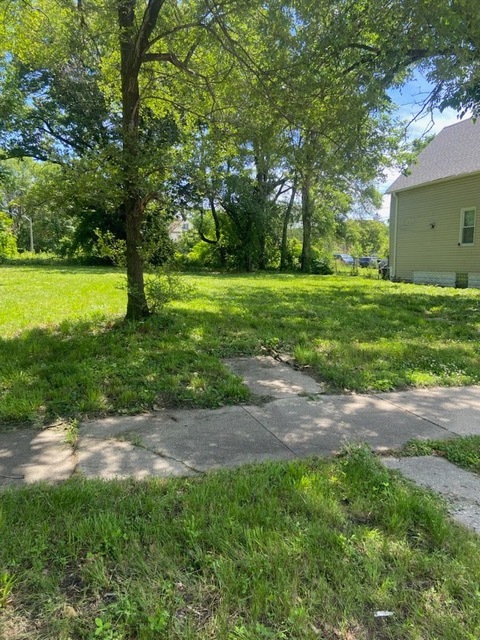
[391,193,398,280]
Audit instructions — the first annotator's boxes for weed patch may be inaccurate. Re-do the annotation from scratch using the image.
[1,450,479,639]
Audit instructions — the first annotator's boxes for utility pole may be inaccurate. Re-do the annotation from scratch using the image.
[24,215,34,252]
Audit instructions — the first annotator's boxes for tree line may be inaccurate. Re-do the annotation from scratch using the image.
[1,0,478,318]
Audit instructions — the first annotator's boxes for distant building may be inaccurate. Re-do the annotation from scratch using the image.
[168,215,191,242]
[387,118,480,287]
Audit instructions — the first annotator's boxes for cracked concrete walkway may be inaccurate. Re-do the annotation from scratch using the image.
[1,355,480,532]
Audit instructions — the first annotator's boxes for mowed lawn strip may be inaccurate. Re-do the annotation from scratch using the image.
[1,449,480,640]
[1,265,480,427]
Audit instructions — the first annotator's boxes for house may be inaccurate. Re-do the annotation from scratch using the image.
[387,118,480,287]
[168,214,191,242]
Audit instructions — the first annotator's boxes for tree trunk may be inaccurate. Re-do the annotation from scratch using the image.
[210,197,227,268]
[125,197,149,319]
[218,245,227,268]
[121,101,150,320]
[300,173,313,272]
[198,197,227,268]
[255,154,268,270]
[118,0,150,320]
[280,183,296,271]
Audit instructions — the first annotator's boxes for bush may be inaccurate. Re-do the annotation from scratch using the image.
[7,251,59,265]
[280,238,302,271]
[145,268,194,314]
[176,239,224,269]
[310,246,334,275]
[0,212,17,261]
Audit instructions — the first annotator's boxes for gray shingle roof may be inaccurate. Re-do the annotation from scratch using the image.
[386,118,480,193]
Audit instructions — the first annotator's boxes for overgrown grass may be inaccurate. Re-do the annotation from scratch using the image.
[1,448,479,639]
[401,435,480,474]
[1,265,480,427]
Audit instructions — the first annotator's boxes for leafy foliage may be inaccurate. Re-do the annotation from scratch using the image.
[1,0,480,313]
[0,212,17,260]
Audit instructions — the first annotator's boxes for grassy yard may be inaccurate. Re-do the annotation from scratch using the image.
[1,264,480,427]
[1,448,480,639]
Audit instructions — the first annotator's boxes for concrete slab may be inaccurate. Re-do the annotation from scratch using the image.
[383,456,480,534]
[223,356,324,398]
[77,437,196,480]
[245,395,452,457]
[0,428,74,487]
[80,414,159,439]
[376,386,480,436]
[7,384,480,486]
[84,406,294,472]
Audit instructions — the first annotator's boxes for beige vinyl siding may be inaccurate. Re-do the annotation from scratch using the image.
[393,173,480,282]
[389,194,399,279]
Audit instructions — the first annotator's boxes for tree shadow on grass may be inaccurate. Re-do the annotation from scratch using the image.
[1,276,479,429]
[0,314,249,429]
[193,278,480,390]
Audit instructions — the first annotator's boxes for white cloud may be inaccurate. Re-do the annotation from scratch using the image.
[378,193,391,222]
[402,107,466,140]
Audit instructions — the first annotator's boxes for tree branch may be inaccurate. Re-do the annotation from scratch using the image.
[142,51,196,75]
[136,0,167,62]
[141,191,162,207]
[146,21,208,50]
[38,118,92,153]
[198,206,218,244]
[273,181,292,204]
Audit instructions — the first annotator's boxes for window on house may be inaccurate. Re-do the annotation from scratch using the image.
[460,208,476,245]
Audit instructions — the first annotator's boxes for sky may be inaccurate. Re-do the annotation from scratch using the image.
[377,70,467,222]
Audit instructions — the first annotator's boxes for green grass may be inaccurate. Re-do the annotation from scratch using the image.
[1,265,480,427]
[1,448,480,639]
[401,435,480,474]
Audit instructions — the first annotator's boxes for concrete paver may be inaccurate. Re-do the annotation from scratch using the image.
[2,357,480,534]
[77,436,196,480]
[224,356,324,398]
[245,394,452,456]
[83,406,294,472]
[138,406,295,470]
[383,456,480,534]
[0,427,75,487]
[376,386,480,436]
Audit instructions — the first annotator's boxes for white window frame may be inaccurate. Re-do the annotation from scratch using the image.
[460,207,476,246]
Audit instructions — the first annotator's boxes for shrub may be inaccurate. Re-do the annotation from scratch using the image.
[280,238,302,271]
[145,268,194,314]
[177,239,224,269]
[310,246,334,275]
[0,212,17,261]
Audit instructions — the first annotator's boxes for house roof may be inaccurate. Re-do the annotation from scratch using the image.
[386,118,480,194]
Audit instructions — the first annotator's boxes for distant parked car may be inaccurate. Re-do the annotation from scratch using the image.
[358,256,377,268]
[333,253,354,266]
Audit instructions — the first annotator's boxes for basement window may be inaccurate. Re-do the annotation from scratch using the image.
[460,208,476,245]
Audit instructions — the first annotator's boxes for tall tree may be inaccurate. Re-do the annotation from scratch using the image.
[0,0,252,317]
[3,0,474,307]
